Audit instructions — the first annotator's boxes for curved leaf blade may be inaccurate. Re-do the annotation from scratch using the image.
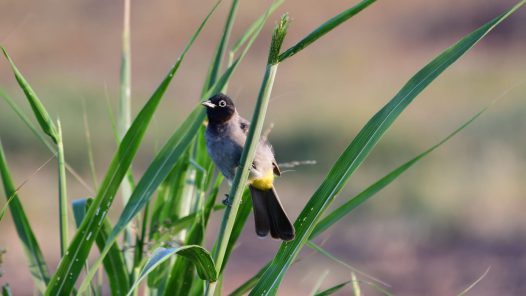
[127,246,217,296]
[278,0,376,62]
[311,104,490,237]
[0,141,50,293]
[1,48,58,143]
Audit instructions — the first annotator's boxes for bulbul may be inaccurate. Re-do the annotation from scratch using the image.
[202,93,295,241]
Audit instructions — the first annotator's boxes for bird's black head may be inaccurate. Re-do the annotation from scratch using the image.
[201,93,236,124]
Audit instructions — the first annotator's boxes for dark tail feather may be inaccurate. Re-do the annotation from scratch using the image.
[249,186,295,241]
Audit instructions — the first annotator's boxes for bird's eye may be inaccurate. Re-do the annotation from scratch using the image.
[219,100,227,107]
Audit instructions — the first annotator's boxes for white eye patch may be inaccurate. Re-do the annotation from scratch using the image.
[219,100,227,107]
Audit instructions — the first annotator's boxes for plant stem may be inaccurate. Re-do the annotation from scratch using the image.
[57,120,68,256]
[207,63,279,296]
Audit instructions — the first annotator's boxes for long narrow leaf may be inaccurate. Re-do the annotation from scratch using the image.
[0,88,54,152]
[56,120,69,256]
[2,284,12,296]
[230,0,284,54]
[314,281,350,296]
[72,199,130,296]
[311,104,490,237]
[250,2,525,294]
[0,141,49,293]
[202,0,239,95]
[278,0,376,62]
[208,13,288,296]
[1,48,58,143]
[127,246,217,296]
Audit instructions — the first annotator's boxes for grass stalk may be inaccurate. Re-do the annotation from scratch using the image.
[56,120,68,257]
[119,0,136,271]
[207,16,289,296]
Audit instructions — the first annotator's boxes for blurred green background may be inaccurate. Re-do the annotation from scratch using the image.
[1,0,525,295]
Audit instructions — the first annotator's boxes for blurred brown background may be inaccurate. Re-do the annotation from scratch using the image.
[1,0,526,295]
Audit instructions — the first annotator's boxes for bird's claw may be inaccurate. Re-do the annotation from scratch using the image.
[222,194,232,207]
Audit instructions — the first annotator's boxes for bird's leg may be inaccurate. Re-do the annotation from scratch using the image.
[222,194,232,207]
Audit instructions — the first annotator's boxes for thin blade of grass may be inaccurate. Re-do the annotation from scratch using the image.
[231,0,284,54]
[2,284,12,296]
[278,0,376,62]
[250,2,525,293]
[306,241,387,286]
[314,281,350,296]
[202,0,239,95]
[118,0,135,272]
[0,88,94,194]
[127,246,217,296]
[208,13,288,296]
[457,267,491,296]
[82,99,99,189]
[0,141,50,293]
[56,120,69,256]
[72,199,130,296]
[1,48,59,143]
[309,270,329,296]
[0,193,15,223]
[0,88,54,152]
[220,189,251,273]
[311,104,491,238]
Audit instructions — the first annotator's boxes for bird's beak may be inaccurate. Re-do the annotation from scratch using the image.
[201,100,216,108]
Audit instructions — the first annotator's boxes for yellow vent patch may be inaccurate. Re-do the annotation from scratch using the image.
[249,170,274,190]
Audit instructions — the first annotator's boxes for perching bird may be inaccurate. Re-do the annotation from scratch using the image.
[202,93,295,241]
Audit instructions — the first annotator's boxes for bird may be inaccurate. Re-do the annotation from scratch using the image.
[201,93,295,241]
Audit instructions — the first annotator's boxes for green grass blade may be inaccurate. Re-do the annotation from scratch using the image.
[0,141,50,293]
[0,88,54,152]
[202,0,239,95]
[250,2,525,293]
[228,264,268,296]
[1,48,58,143]
[278,0,376,62]
[118,0,135,271]
[208,15,288,296]
[309,270,329,296]
[56,120,69,256]
[311,105,490,238]
[306,241,387,286]
[230,0,284,54]
[457,267,491,296]
[119,0,132,140]
[2,284,12,296]
[0,89,94,194]
[314,281,350,296]
[127,246,217,296]
[72,199,130,296]
[45,2,220,291]
[0,193,15,223]
[82,100,99,189]
[220,189,251,273]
